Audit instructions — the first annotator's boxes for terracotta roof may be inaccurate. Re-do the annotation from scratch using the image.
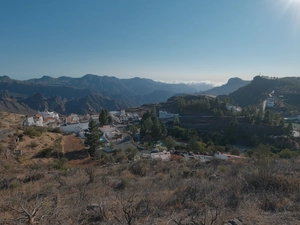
[44,117,55,122]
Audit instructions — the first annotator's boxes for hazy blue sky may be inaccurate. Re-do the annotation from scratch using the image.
[1,0,300,83]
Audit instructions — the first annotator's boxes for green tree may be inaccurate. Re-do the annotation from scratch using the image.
[213,97,221,108]
[150,106,157,119]
[141,110,151,124]
[130,124,138,141]
[278,149,293,159]
[171,126,185,139]
[205,98,211,109]
[188,136,206,153]
[107,114,113,124]
[160,123,167,139]
[165,135,176,150]
[99,108,108,125]
[177,97,186,113]
[140,117,153,143]
[285,121,293,136]
[84,120,103,157]
[151,118,162,141]
[213,109,223,119]
[255,109,264,125]
[173,116,181,127]
[230,147,240,156]
[125,147,139,161]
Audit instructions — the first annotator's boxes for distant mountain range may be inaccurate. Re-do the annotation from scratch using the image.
[0,74,250,115]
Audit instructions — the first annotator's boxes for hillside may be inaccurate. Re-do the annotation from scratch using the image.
[0,74,199,115]
[201,77,250,96]
[228,76,300,114]
[1,111,300,224]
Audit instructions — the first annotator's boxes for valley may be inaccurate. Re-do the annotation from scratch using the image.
[1,75,300,224]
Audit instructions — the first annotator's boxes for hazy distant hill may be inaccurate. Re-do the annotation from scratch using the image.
[0,74,198,114]
[182,82,215,92]
[201,77,250,96]
[27,74,196,96]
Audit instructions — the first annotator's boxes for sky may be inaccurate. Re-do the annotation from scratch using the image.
[1,0,300,84]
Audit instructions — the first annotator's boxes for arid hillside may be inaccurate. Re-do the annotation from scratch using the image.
[1,111,300,225]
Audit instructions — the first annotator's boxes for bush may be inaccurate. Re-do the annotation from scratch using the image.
[230,147,240,156]
[8,181,20,190]
[125,147,138,161]
[24,126,47,137]
[245,149,254,157]
[54,158,68,170]
[38,147,53,158]
[278,149,294,159]
[28,141,38,148]
[129,160,149,176]
[96,151,115,164]
[48,127,63,133]
[115,152,128,163]
[115,178,129,191]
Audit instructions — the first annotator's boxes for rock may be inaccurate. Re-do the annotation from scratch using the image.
[225,218,243,225]
[209,174,217,180]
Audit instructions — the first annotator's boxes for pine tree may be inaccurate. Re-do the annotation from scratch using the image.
[99,108,107,125]
[285,121,293,136]
[151,118,161,141]
[150,106,157,119]
[160,123,167,139]
[84,120,102,157]
[107,114,112,124]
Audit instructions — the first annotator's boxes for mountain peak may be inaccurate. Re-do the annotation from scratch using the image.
[31,93,46,101]
[201,77,251,96]
[0,75,11,80]
[227,77,244,84]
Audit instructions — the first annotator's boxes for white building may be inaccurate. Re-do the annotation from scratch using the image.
[226,104,242,113]
[100,125,122,141]
[109,110,140,123]
[23,114,43,127]
[58,122,89,134]
[150,151,171,161]
[38,111,59,119]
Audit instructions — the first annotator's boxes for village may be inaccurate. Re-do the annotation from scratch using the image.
[22,108,243,163]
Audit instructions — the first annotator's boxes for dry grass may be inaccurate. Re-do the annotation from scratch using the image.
[1,157,300,225]
[1,111,300,224]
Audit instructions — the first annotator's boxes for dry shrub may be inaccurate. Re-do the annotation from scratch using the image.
[23,173,44,183]
[260,194,292,212]
[243,173,299,194]
[28,141,38,149]
[0,143,4,152]
[129,160,149,176]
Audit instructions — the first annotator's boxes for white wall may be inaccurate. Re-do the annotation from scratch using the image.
[59,122,89,133]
